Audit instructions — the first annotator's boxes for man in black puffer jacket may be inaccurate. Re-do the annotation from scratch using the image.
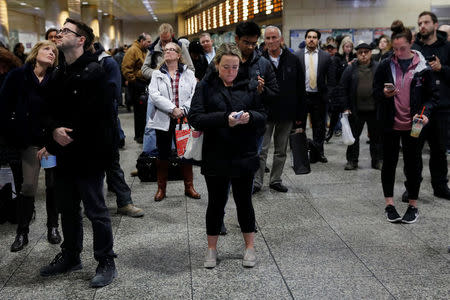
[408,11,450,200]
[40,18,118,288]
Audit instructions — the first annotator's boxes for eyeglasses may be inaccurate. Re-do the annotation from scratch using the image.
[241,39,258,48]
[57,28,81,37]
[164,48,178,53]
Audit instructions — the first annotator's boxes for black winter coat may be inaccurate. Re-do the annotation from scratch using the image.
[0,63,52,148]
[188,71,267,177]
[262,48,306,122]
[373,52,439,132]
[46,52,117,174]
[412,30,450,111]
[330,53,356,109]
[338,60,379,118]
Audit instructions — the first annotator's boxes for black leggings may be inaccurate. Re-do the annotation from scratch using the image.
[155,119,177,160]
[204,175,255,236]
[381,130,422,200]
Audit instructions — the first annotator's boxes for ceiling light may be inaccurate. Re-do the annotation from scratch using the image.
[103,13,109,16]
[20,2,26,6]
[82,1,88,4]
[141,0,157,21]
[97,9,102,13]
[34,7,40,10]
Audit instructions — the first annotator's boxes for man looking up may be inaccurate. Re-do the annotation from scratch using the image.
[39,18,118,288]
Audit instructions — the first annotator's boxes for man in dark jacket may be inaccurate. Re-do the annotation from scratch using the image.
[93,42,144,217]
[295,29,336,162]
[408,11,450,200]
[254,26,305,193]
[39,18,117,288]
[339,42,382,170]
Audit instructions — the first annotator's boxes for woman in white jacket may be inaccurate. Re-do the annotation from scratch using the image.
[148,42,200,201]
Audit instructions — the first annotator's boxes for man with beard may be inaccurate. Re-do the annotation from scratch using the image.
[295,29,335,163]
[405,11,450,200]
[39,18,118,287]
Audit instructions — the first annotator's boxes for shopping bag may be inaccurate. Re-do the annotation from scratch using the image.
[341,113,355,145]
[183,130,203,162]
[175,118,191,157]
[289,129,310,174]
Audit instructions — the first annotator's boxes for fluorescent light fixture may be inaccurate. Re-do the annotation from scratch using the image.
[20,2,26,6]
[142,0,158,21]
[98,9,102,13]
[103,13,109,16]
[82,1,88,4]
[34,7,40,10]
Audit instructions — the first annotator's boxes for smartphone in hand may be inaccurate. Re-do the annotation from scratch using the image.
[384,83,396,92]
[233,111,244,119]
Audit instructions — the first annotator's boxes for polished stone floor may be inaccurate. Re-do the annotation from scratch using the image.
[0,109,449,299]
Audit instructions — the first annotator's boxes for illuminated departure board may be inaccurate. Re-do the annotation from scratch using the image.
[185,0,283,35]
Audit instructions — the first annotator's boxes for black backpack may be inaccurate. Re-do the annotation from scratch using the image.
[135,152,183,182]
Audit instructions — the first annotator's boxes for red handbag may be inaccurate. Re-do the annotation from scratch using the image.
[175,117,191,157]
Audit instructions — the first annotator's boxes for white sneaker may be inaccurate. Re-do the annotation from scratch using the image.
[242,248,256,268]
[204,248,217,269]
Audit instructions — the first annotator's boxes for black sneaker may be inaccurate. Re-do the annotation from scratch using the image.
[269,183,288,193]
[402,205,419,224]
[385,205,402,223]
[344,161,358,170]
[433,186,450,200]
[40,252,82,277]
[90,257,117,288]
[252,185,261,195]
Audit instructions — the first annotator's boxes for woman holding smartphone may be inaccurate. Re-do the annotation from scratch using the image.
[188,43,266,268]
[373,20,438,224]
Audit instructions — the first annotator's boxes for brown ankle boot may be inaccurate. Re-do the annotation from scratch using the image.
[154,160,168,201]
[181,164,201,199]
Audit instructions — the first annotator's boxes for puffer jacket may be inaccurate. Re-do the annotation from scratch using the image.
[188,70,267,177]
[148,63,197,131]
[121,40,147,83]
[373,50,439,131]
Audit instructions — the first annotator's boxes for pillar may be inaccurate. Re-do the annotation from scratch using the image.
[0,0,9,47]
[115,19,123,47]
[100,14,115,50]
[45,0,69,30]
[81,4,100,40]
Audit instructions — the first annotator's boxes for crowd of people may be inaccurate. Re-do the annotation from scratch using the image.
[0,10,449,288]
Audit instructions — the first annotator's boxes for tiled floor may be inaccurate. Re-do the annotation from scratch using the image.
[1,110,449,299]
